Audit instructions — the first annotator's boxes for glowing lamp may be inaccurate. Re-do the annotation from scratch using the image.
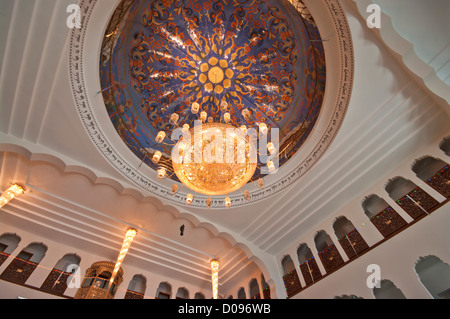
[157,167,166,179]
[152,151,162,164]
[0,184,24,208]
[191,102,200,114]
[156,131,166,143]
[186,193,194,205]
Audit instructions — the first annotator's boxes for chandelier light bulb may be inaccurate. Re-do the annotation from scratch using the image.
[257,178,264,188]
[220,100,228,111]
[191,102,200,114]
[206,197,212,208]
[155,131,166,143]
[244,190,250,200]
[186,193,194,205]
[225,196,231,208]
[267,142,276,155]
[267,160,275,172]
[200,111,207,122]
[157,167,166,179]
[182,124,190,132]
[152,151,162,164]
[170,113,179,125]
[240,125,247,133]
[171,184,178,194]
[242,108,250,120]
[224,112,231,123]
[259,123,268,135]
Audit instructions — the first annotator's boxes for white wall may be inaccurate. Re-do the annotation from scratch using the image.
[0,224,212,299]
[281,133,450,299]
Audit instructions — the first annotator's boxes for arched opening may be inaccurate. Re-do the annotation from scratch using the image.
[0,233,21,267]
[372,279,407,299]
[0,242,47,284]
[40,253,81,295]
[412,156,449,198]
[415,256,450,299]
[261,273,271,299]
[439,136,450,156]
[176,287,190,299]
[385,176,438,219]
[194,292,205,299]
[333,216,369,259]
[297,243,321,286]
[361,194,407,237]
[333,294,363,299]
[249,278,260,299]
[281,254,302,297]
[156,281,172,299]
[314,230,344,274]
[237,287,246,299]
[125,274,147,299]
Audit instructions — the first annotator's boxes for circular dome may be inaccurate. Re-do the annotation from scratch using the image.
[70,0,353,208]
[99,0,326,185]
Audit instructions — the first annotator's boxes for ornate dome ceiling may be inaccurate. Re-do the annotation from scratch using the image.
[99,0,326,185]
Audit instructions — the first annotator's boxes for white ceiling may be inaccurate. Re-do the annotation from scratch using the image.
[0,0,449,297]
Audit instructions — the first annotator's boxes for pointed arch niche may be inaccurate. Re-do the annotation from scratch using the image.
[385,177,438,219]
[361,194,407,237]
[314,230,344,274]
[333,216,369,259]
[415,256,450,299]
[176,287,190,299]
[372,279,407,299]
[237,287,246,299]
[156,281,172,299]
[281,255,302,297]
[125,274,147,299]
[261,273,271,299]
[249,278,261,299]
[0,233,21,267]
[439,136,450,157]
[297,243,321,286]
[40,253,81,296]
[412,156,449,198]
[194,292,205,299]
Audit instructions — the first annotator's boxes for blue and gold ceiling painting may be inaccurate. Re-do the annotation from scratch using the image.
[100,0,326,183]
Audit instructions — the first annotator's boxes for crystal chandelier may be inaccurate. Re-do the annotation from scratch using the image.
[151,100,277,209]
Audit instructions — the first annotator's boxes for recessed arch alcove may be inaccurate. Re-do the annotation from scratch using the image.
[439,136,450,156]
[314,230,344,273]
[156,281,172,299]
[415,255,450,299]
[332,216,369,259]
[372,279,407,299]
[296,243,321,285]
[412,156,449,198]
[385,177,439,219]
[361,194,407,237]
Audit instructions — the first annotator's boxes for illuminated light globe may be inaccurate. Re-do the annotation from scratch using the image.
[172,123,257,196]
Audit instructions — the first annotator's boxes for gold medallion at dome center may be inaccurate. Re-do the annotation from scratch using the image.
[208,66,224,84]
